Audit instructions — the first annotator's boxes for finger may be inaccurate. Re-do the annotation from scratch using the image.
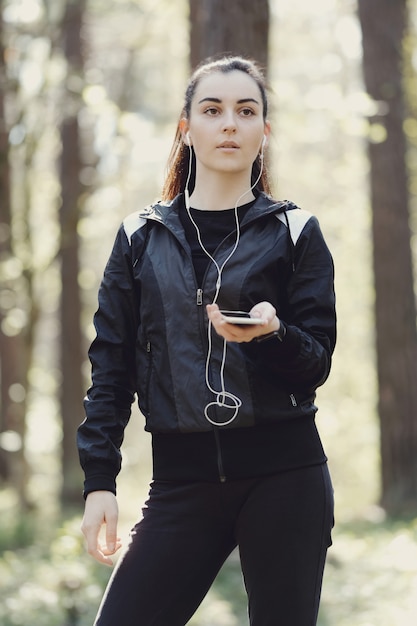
[82,527,120,566]
[102,539,122,556]
[206,303,222,322]
[251,302,276,324]
[105,512,119,554]
[81,525,112,566]
[91,543,115,567]
[81,519,101,554]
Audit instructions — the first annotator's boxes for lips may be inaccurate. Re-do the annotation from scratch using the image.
[218,141,239,149]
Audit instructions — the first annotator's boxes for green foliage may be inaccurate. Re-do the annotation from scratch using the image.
[191,517,417,626]
[319,518,417,626]
[0,515,111,626]
[2,500,417,625]
[0,508,36,553]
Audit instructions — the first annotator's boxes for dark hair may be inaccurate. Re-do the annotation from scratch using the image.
[161,56,272,201]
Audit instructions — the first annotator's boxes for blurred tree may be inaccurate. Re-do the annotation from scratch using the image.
[189,0,269,69]
[358,0,417,515]
[59,0,86,505]
[0,0,31,508]
[0,0,13,480]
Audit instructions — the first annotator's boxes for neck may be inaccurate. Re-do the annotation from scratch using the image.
[189,170,255,211]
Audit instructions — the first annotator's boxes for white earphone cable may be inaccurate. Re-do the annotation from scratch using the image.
[184,139,265,426]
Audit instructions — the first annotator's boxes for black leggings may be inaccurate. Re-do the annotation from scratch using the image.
[94,464,334,626]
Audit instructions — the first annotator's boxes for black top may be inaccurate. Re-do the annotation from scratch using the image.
[179,199,254,286]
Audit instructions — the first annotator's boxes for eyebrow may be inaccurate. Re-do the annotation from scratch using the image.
[197,97,260,105]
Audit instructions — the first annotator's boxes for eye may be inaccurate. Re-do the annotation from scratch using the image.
[240,107,255,117]
[204,107,220,116]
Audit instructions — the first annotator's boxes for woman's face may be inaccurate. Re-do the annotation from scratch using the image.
[183,70,270,179]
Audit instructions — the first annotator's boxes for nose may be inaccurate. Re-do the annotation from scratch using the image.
[222,110,237,133]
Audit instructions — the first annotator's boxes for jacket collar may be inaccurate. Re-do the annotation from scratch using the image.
[139,192,293,228]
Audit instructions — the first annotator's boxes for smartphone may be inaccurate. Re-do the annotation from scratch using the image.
[220,310,264,325]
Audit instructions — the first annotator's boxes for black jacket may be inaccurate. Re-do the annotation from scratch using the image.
[77,192,336,494]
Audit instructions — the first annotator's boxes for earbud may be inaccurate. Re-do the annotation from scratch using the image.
[186,132,191,146]
[259,135,267,160]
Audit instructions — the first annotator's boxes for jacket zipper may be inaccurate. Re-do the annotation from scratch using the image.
[290,393,297,407]
[195,221,250,309]
[213,427,226,483]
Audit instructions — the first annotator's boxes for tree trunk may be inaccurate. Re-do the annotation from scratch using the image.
[358,0,417,515]
[0,0,30,507]
[59,0,86,505]
[0,0,12,481]
[189,0,269,69]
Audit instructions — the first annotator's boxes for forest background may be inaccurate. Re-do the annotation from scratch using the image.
[1,0,417,624]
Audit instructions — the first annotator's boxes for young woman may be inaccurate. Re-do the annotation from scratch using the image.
[78,55,336,626]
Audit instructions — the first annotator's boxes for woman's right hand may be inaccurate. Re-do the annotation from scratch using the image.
[81,490,122,566]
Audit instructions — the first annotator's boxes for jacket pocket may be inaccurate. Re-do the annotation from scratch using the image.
[144,340,152,412]
[136,338,153,416]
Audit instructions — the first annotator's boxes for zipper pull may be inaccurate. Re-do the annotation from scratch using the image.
[196,288,203,305]
[290,393,297,407]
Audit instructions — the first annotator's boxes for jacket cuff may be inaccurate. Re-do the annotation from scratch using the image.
[255,320,287,343]
[252,323,302,359]
[82,463,117,499]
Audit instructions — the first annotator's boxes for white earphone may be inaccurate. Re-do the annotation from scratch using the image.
[183,130,267,427]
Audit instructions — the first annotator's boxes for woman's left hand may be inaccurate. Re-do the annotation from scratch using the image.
[207,302,280,343]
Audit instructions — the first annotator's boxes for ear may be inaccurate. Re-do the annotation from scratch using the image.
[179,118,191,146]
[262,121,271,149]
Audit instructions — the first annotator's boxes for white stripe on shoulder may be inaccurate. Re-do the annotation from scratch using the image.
[123,212,147,245]
[276,209,312,245]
